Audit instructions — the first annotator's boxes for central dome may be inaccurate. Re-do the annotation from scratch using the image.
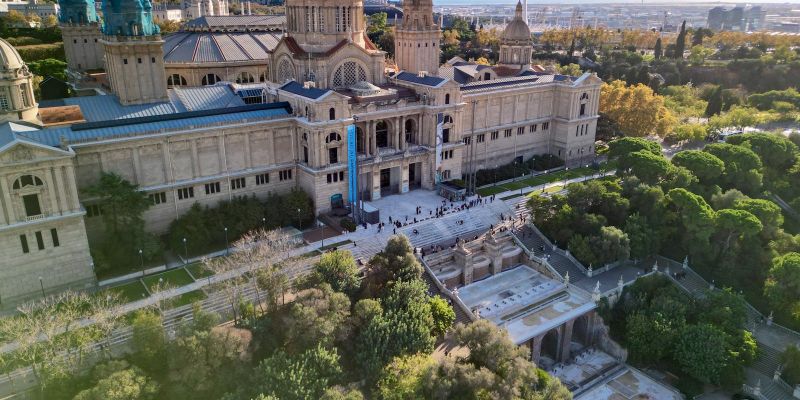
[0,38,25,71]
[502,1,531,42]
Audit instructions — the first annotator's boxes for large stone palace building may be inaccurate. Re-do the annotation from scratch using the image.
[0,0,600,303]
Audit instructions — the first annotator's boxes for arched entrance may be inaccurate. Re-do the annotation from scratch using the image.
[539,328,560,369]
[571,315,592,350]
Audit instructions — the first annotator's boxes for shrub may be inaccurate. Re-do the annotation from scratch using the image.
[340,217,357,232]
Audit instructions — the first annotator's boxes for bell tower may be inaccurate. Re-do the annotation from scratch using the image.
[58,0,104,71]
[100,0,168,105]
[394,0,440,75]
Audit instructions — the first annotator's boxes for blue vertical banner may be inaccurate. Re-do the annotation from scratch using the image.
[347,124,357,204]
[435,113,444,184]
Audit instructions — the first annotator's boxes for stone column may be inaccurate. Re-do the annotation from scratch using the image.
[370,120,377,155]
[190,140,200,178]
[1,176,16,223]
[395,116,402,150]
[42,168,59,216]
[65,164,81,212]
[453,241,473,284]
[401,116,408,149]
[532,335,543,362]
[559,319,575,362]
[53,165,69,215]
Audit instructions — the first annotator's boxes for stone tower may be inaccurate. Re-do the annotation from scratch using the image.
[394,0,440,75]
[58,0,104,71]
[0,38,39,124]
[498,1,532,67]
[0,40,95,306]
[100,0,168,105]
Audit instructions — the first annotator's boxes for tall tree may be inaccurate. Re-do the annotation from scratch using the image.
[674,20,687,59]
[764,253,800,319]
[654,37,663,59]
[85,172,151,236]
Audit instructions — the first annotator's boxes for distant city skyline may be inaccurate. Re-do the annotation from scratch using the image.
[433,0,799,5]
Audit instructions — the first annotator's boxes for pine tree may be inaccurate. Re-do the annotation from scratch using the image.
[654,37,663,60]
[705,86,723,117]
[674,20,687,59]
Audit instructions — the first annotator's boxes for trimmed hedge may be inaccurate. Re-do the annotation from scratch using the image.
[15,43,65,62]
[168,189,314,255]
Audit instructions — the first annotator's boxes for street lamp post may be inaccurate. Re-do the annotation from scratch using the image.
[139,249,144,276]
[493,164,498,186]
[563,167,569,188]
[224,227,229,255]
[182,238,188,264]
[297,208,302,230]
[262,217,266,231]
[38,276,45,297]
[319,220,325,250]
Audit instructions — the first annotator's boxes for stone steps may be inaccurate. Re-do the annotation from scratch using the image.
[752,344,782,378]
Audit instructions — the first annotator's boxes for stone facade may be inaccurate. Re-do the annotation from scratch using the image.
[0,139,95,305]
[394,0,440,75]
[101,35,169,105]
[61,24,104,71]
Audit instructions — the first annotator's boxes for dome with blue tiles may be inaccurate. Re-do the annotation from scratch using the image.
[58,0,98,25]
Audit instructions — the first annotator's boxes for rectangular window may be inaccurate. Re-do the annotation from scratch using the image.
[530,124,537,133]
[137,58,142,64]
[329,148,338,164]
[279,170,293,181]
[86,204,102,217]
[580,103,586,116]
[339,171,345,181]
[543,122,550,130]
[256,173,269,185]
[463,137,471,145]
[491,131,499,140]
[442,129,450,143]
[442,170,451,180]
[0,94,8,111]
[123,58,128,65]
[504,129,512,138]
[151,57,156,63]
[178,187,194,200]
[231,177,246,190]
[204,182,221,195]
[50,228,59,247]
[476,134,485,143]
[23,194,41,217]
[20,235,29,254]
[148,192,167,205]
[35,231,44,250]
[517,127,525,135]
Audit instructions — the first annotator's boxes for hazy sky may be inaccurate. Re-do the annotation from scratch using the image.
[434,0,800,4]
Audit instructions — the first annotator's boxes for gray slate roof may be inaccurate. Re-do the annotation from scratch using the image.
[182,15,286,30]
[39,85,246,122]
[394,71,447,87]
[280,81,331,100]
[163,31,282,63]
[11,103,291,148]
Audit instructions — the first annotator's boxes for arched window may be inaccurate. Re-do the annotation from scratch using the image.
[444,93,450,105]
[167,74,187,87]
[329,107,336,120]
[332,60,367,88]
[326,132,342,143]
[579,93,589,116]
[483,72,491,80]
[443,115,453,124]
[277,59,295,83]
[12,175,43,190]
[259,73,266,82]
[235,72,255,84]
[201,74,221,86]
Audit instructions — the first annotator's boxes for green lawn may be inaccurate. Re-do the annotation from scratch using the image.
[104,280,149,303]
[185,262,214,279]
[142,268,195,293]
[172,290,208,307]
[477,167,599,197]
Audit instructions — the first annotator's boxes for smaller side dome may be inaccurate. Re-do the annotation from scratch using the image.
[502,1,531,43]
[0,38,25,71]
